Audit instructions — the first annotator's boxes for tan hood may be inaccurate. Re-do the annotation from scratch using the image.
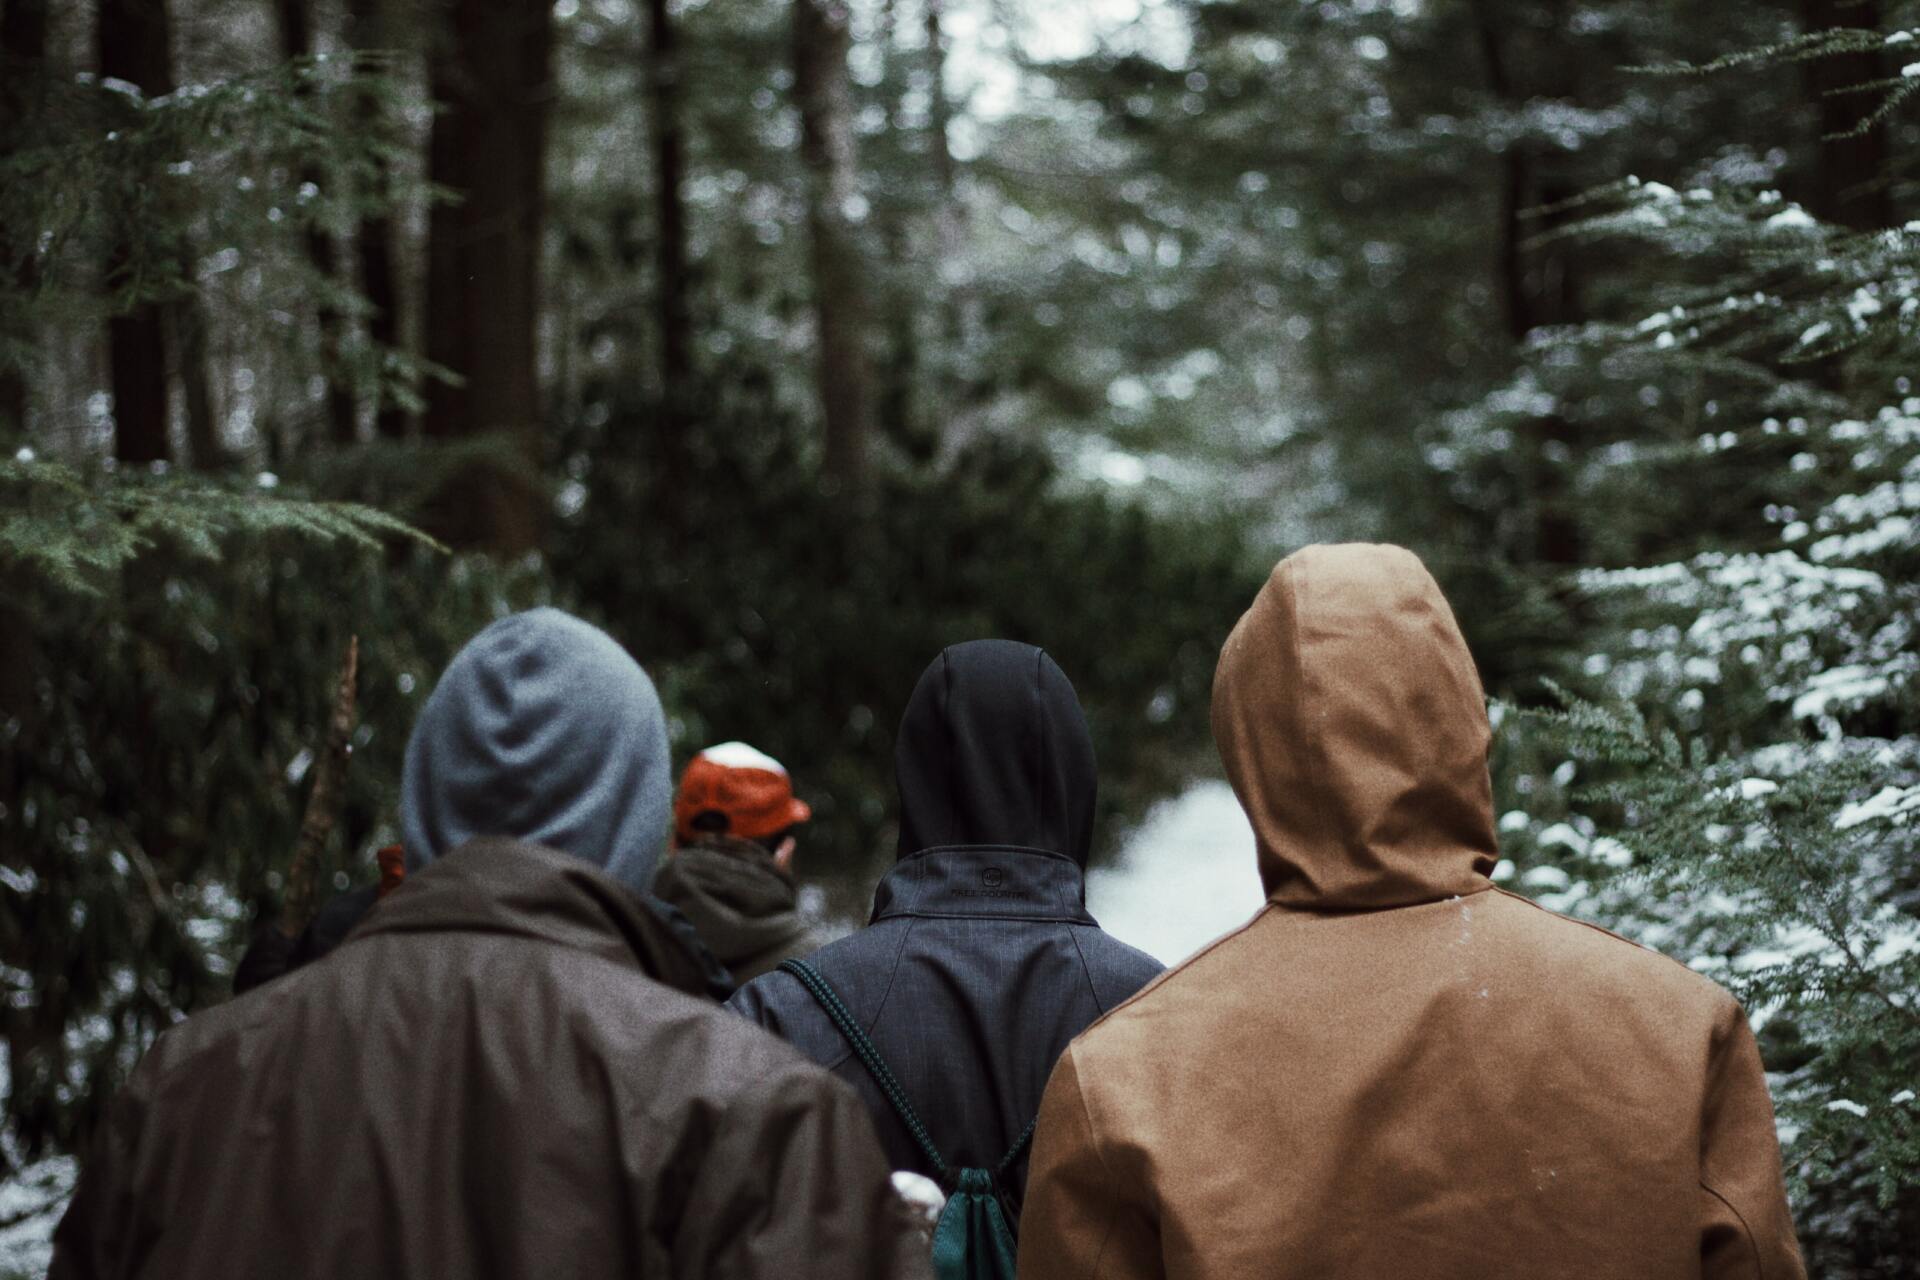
[1212,543,1498,910]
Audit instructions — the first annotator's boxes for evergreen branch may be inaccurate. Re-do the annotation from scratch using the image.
[0,457,443,597]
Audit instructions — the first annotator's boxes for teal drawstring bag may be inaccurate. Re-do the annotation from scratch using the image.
[779,959,1032,1280]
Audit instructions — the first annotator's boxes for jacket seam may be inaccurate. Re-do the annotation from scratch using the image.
[1067,1043,1125,1278]
[893,843,1084,866]
[807,915,918,1074]
[1699,1179,1765,1280]
[1290,555,1343,898]
[1036,647,1051,856]
[1493,887,1723,983]
[865,914,917,1035]
[1066,926,1106,1011]
[875,908,1094,925]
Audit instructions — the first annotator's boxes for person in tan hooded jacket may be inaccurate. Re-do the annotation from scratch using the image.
[1017,544,1804,1280]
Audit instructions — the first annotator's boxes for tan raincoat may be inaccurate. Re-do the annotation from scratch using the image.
[1018,543,1803,1280]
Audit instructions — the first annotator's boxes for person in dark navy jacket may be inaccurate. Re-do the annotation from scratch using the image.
[727,639,1162,1209]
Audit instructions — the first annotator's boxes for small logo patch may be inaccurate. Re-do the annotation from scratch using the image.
[982,867,1005,889]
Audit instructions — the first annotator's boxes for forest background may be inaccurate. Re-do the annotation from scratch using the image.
[2,0,1918,1273]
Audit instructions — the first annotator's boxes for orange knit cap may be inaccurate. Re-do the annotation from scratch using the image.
[673,742,812,844]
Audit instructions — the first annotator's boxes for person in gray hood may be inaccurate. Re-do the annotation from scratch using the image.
[53,608,928,1280]
[400,606,674,893]
[401,606,735,997]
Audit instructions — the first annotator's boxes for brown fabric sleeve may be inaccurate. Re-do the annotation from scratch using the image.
[672,1067,931,1280]
[1018,1045,1161,1280]
[1699,997,1806,1280]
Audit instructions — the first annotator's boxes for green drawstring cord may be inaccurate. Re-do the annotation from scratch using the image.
[779,959,951,1181]
[777,958,1037,1188]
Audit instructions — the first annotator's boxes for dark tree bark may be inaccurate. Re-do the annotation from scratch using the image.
[869,0,923,459]
[276,0,357,444]
[345,0,405,438]
[793,0,873,485]
[0,0,48,438]
[423,0,554,551]
[645,0,690,499]
[170,301,224,467]
[919,0,963,450]
[1472,0,1581,566]
[98,0,174,464]
[1801,0,1893,232]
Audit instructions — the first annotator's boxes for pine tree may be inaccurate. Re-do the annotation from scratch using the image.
[1470,21,1920,1270]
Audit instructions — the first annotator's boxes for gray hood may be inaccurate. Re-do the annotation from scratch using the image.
[401,608,672,896]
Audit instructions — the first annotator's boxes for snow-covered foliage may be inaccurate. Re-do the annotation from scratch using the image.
[1439,18,1920,1264]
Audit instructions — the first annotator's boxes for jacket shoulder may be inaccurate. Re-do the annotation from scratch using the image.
[1074,903,1275,1042]
[1068,925,1165,1011]
[1488,887,1740,1011]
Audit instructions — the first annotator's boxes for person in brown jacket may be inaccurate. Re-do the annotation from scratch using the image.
[1018,544,1805,1280]
[51,608,926,1280]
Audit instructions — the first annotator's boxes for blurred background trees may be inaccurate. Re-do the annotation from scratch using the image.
[2,0,1918,1270]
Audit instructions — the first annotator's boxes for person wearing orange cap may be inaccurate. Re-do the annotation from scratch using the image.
[652,741,827,983]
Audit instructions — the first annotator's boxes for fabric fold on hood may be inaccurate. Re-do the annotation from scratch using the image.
[652,838,811,969]
[400,608,673,897]
[1211,543,1499,911]
[895,640,1098,866]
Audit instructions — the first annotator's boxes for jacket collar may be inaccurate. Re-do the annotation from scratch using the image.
[353,836,716,997]
[870,845,1096,925]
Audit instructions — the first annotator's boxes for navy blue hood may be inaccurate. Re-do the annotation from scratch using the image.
[894,640,1097,866]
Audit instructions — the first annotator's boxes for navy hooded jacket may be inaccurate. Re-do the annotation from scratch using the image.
[726,640,1162,1205]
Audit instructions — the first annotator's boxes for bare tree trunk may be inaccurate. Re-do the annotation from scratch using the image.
[276,0,357,444]
[870,0,925,459]
[1802,0,1892,232]
[345,0,406,438]
[645,0,690,505]
[171,301,224,466]
[422,0,553,552]
[793,0,873,485]
[98,0,181,464]
[1472,0,1580,566]
[0,0,48,439]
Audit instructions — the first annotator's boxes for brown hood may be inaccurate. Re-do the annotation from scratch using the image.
[1211,542,1498,910]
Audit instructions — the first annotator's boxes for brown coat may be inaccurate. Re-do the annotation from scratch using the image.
[1018,544,1803,1280]
[51,838,928,1280]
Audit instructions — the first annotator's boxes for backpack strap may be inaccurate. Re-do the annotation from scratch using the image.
[778,959,951,1182]
[996,1114,1037,1179]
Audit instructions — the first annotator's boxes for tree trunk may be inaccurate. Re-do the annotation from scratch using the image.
[793,0,873,485]
[98,0,174,464]
[925,0,962,309]
[870,0,926,460]
[1801,0,1892,232]
[277,0,357,445]
[645,0,690,502]
[345,0,406,439]
[170,300,224,467]
[1472,0,1580,566]
[0,0,48,439]
[422,0,553,552]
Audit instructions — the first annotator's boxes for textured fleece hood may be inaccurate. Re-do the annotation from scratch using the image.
[400,608,672,896]
[1211,543,1499,910]
[895,640,1097,865]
